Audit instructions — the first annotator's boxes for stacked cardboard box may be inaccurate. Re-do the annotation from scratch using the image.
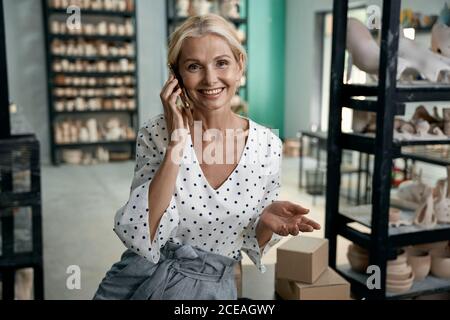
[275,236,350,300]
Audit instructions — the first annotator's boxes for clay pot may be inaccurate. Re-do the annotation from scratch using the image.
[347,244,369,273]
[430,248,450,279]
[389,208,401,223]
[387,249,408,266]
[407,247,431,281]
[386,270,415,293]
[387,264,413,281]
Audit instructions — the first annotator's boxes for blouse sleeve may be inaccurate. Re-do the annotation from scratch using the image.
[113,116,180,264]
[241,135,283,273]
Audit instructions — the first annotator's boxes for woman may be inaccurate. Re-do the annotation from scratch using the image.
[94,13,320,300]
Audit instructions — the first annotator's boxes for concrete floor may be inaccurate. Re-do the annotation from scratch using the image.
[38,156,350,300]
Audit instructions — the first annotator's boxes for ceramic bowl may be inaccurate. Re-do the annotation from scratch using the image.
[387,264,412,281]
[407,247,431,281]
[430,248,450,279]
[347,250,369,273]
[387,249,408,266]
[386,270,415,294]
[349,244,369,256]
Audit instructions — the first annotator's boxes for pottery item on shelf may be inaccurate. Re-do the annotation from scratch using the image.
[388,249,408,266]
[86,118,99,142]
[346,18,450,83]
[389,208,401,223]
[406,247,431,281]
[430,247,450,279]
[105,117,123,141]
[397,169,427,205]
[386,270,415,294]
[386,249,415,293]
[220,0,240,18]
[414,241,449,252]
[62,149,83,165]
[432,23,450,58]
[190,0,211,15]
[414,186,438,228]
[433,177,450,223]
[175,0,190,17]
[347,244,369,273]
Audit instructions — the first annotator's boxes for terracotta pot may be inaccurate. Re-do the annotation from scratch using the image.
[347,251,369,273]
[349,244,369,256]
[407,247,431,281]
[430,248,450,279]
[386,270,415,294]
[387,264,413,281]
[387,249,408,266]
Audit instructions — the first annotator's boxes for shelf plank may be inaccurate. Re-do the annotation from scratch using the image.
[51,55,136,61]
[340,132,450,155]
[337,264,450,300]
[343,83,450,102]
[53,109,137,115]
[344,98,405,115]
[48,8,135,17]
[55,140,136,148]
[401,147,450,166]
[51,71,135,77]
[49,34,135,42]
[339,205,450,247]
[51,84,135,88]
[0,192,41,209]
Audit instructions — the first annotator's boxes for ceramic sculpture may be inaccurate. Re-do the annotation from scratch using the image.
[175,0,190,17]
[190,0,211,15]
[346,18,450,83]
[397,169,427,205]
[414,186,437,228]
[431,23,450,58]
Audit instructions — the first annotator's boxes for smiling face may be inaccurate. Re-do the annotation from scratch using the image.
[177,34,243,111]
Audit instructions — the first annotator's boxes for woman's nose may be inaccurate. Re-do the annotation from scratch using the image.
[203,67,218,86]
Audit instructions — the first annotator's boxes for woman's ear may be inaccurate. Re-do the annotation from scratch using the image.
[237,53,244,79]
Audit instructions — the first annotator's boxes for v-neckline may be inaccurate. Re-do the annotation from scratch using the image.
[188,116,252,192]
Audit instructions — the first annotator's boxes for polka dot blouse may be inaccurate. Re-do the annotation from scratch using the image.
[113,114,283,273]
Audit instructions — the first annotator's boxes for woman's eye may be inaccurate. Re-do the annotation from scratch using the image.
[217,60,229,68]
[187,64,200,71]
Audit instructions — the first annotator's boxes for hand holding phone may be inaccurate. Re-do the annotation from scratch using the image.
[168,63,190,109]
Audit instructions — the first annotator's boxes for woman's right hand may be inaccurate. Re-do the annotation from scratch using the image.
[160,74,193,147]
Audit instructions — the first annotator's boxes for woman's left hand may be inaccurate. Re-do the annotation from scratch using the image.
[259,201,321,236]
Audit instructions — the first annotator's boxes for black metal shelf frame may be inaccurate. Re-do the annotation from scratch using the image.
[325,0,450,300]
[43,0,139,165]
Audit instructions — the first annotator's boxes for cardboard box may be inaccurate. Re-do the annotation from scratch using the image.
[275,267,350,300]
[276,236,329,284]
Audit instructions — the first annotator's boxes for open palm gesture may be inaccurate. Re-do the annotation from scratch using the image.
[260,201,321,236]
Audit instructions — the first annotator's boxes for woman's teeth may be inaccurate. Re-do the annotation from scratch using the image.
[200,88,224,95]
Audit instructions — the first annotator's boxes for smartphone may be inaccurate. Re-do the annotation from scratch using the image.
[168,63,190,108]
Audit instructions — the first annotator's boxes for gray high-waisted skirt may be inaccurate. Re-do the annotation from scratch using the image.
[93,242,239,300]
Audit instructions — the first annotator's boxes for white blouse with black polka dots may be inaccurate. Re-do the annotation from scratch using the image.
[114,114,283,273]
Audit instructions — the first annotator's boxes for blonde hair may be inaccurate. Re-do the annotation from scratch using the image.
[168,14,247,73]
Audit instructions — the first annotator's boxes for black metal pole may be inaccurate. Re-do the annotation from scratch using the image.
[371,0,402,299]
[0,0,11,139]
[325,0,348,268]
